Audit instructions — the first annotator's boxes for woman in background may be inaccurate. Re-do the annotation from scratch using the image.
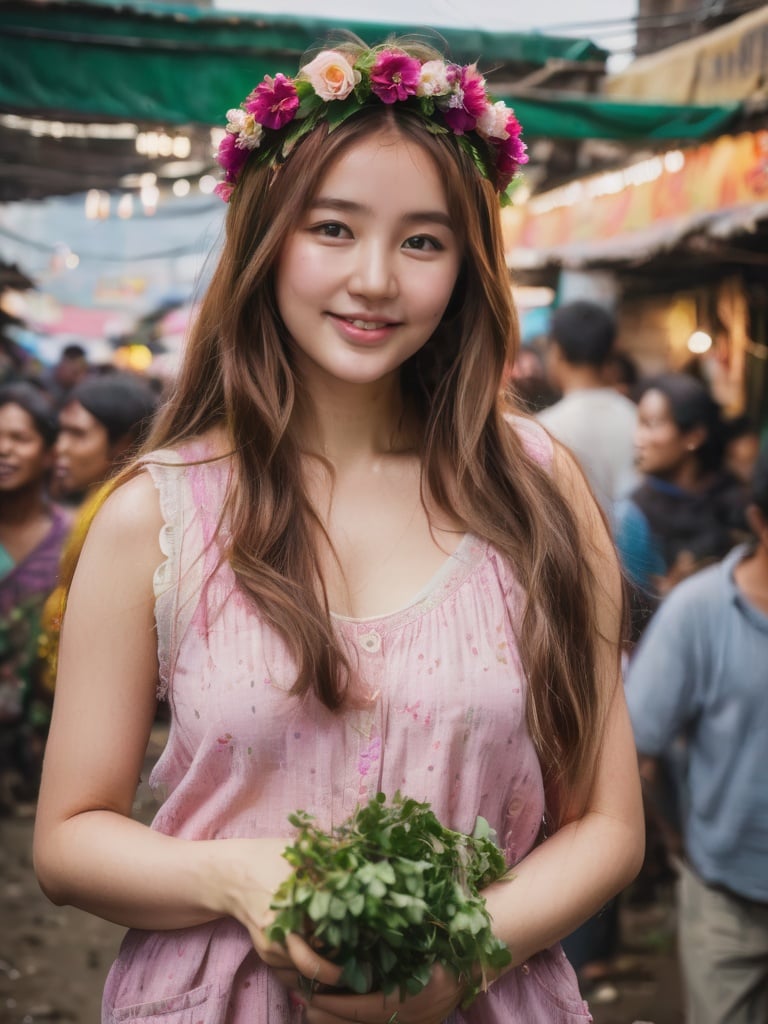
[616,371,748,612]
[0,383,68,808]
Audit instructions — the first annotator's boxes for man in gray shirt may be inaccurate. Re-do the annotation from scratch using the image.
[626,442,768,1024]
[538,301,638,523]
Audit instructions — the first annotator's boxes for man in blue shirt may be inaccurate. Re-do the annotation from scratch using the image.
[626,442,768,1024]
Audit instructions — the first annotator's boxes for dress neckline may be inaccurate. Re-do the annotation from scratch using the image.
[330,532,486,631]
[163,443,489,633]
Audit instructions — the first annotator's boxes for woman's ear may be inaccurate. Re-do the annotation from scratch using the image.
[682,424,708,454]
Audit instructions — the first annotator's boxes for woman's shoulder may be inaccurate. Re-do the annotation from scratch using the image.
[91,473,164,542]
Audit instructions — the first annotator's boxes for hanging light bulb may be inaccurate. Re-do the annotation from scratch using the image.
[85,189,101,220]
[687,330,713,355]
[140,183,159,215]
[117,194,134,219]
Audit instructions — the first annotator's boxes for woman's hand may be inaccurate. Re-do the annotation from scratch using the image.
[275,937,466,1024]
[211,837,298,970]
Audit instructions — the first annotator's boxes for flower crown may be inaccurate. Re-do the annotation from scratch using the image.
[215,46,528,206]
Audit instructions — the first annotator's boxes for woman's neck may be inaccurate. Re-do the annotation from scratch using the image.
[655,459,711,493]
[295,373,414,464]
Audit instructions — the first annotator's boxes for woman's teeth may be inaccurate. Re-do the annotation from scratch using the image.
[348,319,388,329]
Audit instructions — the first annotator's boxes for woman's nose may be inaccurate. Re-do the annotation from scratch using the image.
[347,242,398,301]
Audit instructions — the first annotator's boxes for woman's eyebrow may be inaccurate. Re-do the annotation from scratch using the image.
[402,211,454,230]
[310,197,453,230]
[310,197,367,215]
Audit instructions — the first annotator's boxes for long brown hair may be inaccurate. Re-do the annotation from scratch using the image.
[130,50,617,811]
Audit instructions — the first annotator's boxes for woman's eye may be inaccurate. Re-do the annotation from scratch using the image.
[313,222,350,239]
[402,235,442,251]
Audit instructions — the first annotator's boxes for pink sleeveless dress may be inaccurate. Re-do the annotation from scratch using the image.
[102,419,592,1023]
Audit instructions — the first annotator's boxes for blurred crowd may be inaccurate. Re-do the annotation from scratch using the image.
[507,300,768,1020]
[0,344,161,812]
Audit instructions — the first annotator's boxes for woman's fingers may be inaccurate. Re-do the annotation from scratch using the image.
[271,955,464,1024]
[255,940,296,969]
[301,963,463,1024]
[303,990,396,1022]
[285,932,345,987]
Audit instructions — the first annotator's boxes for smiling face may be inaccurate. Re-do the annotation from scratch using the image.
[0,402,52,493]
[275,130,462,391]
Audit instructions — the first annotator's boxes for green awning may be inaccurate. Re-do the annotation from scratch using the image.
[0,0,608,125]
[500,91,741,142]
[0,0,740,144]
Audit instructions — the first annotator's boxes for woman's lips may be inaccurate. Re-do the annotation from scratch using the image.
[329,313,401,345]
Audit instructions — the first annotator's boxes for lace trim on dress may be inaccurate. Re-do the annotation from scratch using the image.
[142,450,186,701]
[142,441,229,702]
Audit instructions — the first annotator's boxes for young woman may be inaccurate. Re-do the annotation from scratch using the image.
[33,41,643,1023]
[0,383,68,804]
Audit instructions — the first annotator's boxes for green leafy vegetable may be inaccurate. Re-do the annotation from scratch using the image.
[266,792,513,1004]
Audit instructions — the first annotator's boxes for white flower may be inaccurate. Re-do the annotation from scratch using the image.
[227,110,263,149]
[477,101,510,141]
[225,108,247,134]
[416,60,451,97]
[234,114,264,150]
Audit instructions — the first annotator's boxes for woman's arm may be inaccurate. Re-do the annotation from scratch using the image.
[32,472,293,959]
[483,442,644,967]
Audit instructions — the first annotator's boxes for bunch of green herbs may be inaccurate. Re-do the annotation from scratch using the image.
[266,792,512,1002]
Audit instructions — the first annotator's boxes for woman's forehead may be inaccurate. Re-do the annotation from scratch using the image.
[312,132,449,213]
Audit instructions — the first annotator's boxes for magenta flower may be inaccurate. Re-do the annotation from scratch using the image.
[245,73,299,130]
[214,181,235,202]
[491,116,528,191]
[441,64,488,135]
[498,113,529,171]
[370,50,421,104]
[216,132,250,183]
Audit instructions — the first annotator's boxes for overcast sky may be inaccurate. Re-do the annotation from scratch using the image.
[215,0,639,69]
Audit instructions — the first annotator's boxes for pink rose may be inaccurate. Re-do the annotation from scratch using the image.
[301,50,361,101]
[370,50,421,104]
[245,74,299,130]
